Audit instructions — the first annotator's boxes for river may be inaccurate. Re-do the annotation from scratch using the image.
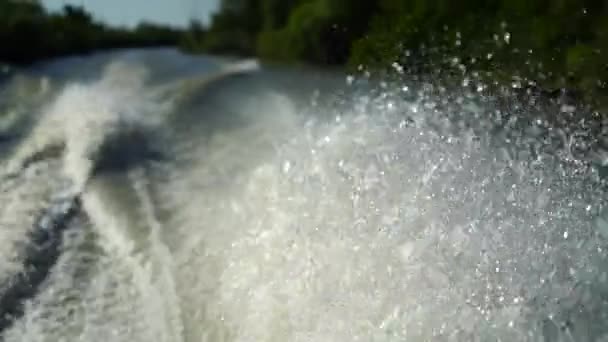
[0,48,607,341]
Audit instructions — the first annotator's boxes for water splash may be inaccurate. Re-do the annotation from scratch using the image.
[0,50,606,341]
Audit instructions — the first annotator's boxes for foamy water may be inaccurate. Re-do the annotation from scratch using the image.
[0,49,606,341]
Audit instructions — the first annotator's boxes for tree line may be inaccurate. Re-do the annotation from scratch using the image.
[0,0,182,65]
[186,0,608,108]
[3,0,608,109]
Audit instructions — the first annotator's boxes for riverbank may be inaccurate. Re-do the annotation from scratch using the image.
[3,0,608,114]
[184,0,608,114]
[0,1,181,66]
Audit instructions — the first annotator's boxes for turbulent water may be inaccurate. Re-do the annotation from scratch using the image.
[0,48,607,341]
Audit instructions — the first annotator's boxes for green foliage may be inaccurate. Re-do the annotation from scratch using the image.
[179,20,207,53]
[4,0,600,109]
[271,1,331,62]
[260,0,298,30]
[345,0,608,108]
[183,0,262,56]
[188,0,608,109]
[567,44,595,74]
[185,0,376,64]
[0,0,182,65]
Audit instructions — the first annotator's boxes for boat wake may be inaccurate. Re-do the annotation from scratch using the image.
[0,56,259,340]
[0,49,606,341]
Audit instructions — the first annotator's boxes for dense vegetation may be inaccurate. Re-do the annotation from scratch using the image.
[182,0,377,65]
[3,0,608,109]
[0,0,181,65]
[188,0,608,109]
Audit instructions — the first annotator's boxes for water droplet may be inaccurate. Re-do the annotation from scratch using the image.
[560,104,576,113]
[392,62,404,74]
[282,161,292,174]
[399,242,414,261]
[596,215,608,239]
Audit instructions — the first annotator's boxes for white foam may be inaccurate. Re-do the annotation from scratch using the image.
[6,62,168,188]
[0,160,63,285]
[152,89,602,341]
[2,56,605,341]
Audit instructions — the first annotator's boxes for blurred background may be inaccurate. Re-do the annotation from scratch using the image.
[2,0,608,110]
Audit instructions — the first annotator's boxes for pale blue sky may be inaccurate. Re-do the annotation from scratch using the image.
[42,0,220,28]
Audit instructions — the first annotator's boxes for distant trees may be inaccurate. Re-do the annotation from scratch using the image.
[184,0,608,107]
[349,0,608,105]
[179,20,207,53]
[3,0,608,107]
[182,0,377,64]
[256,0,377,64]
[0,0,181,65]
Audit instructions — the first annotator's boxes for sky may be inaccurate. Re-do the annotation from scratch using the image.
[42,0,220,28]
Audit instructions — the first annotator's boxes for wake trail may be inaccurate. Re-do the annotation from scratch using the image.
[1,49,607,341]
[130,167,184,342]
[0,57,260,339]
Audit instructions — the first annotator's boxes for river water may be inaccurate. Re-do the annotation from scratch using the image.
[0,48,607,341]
